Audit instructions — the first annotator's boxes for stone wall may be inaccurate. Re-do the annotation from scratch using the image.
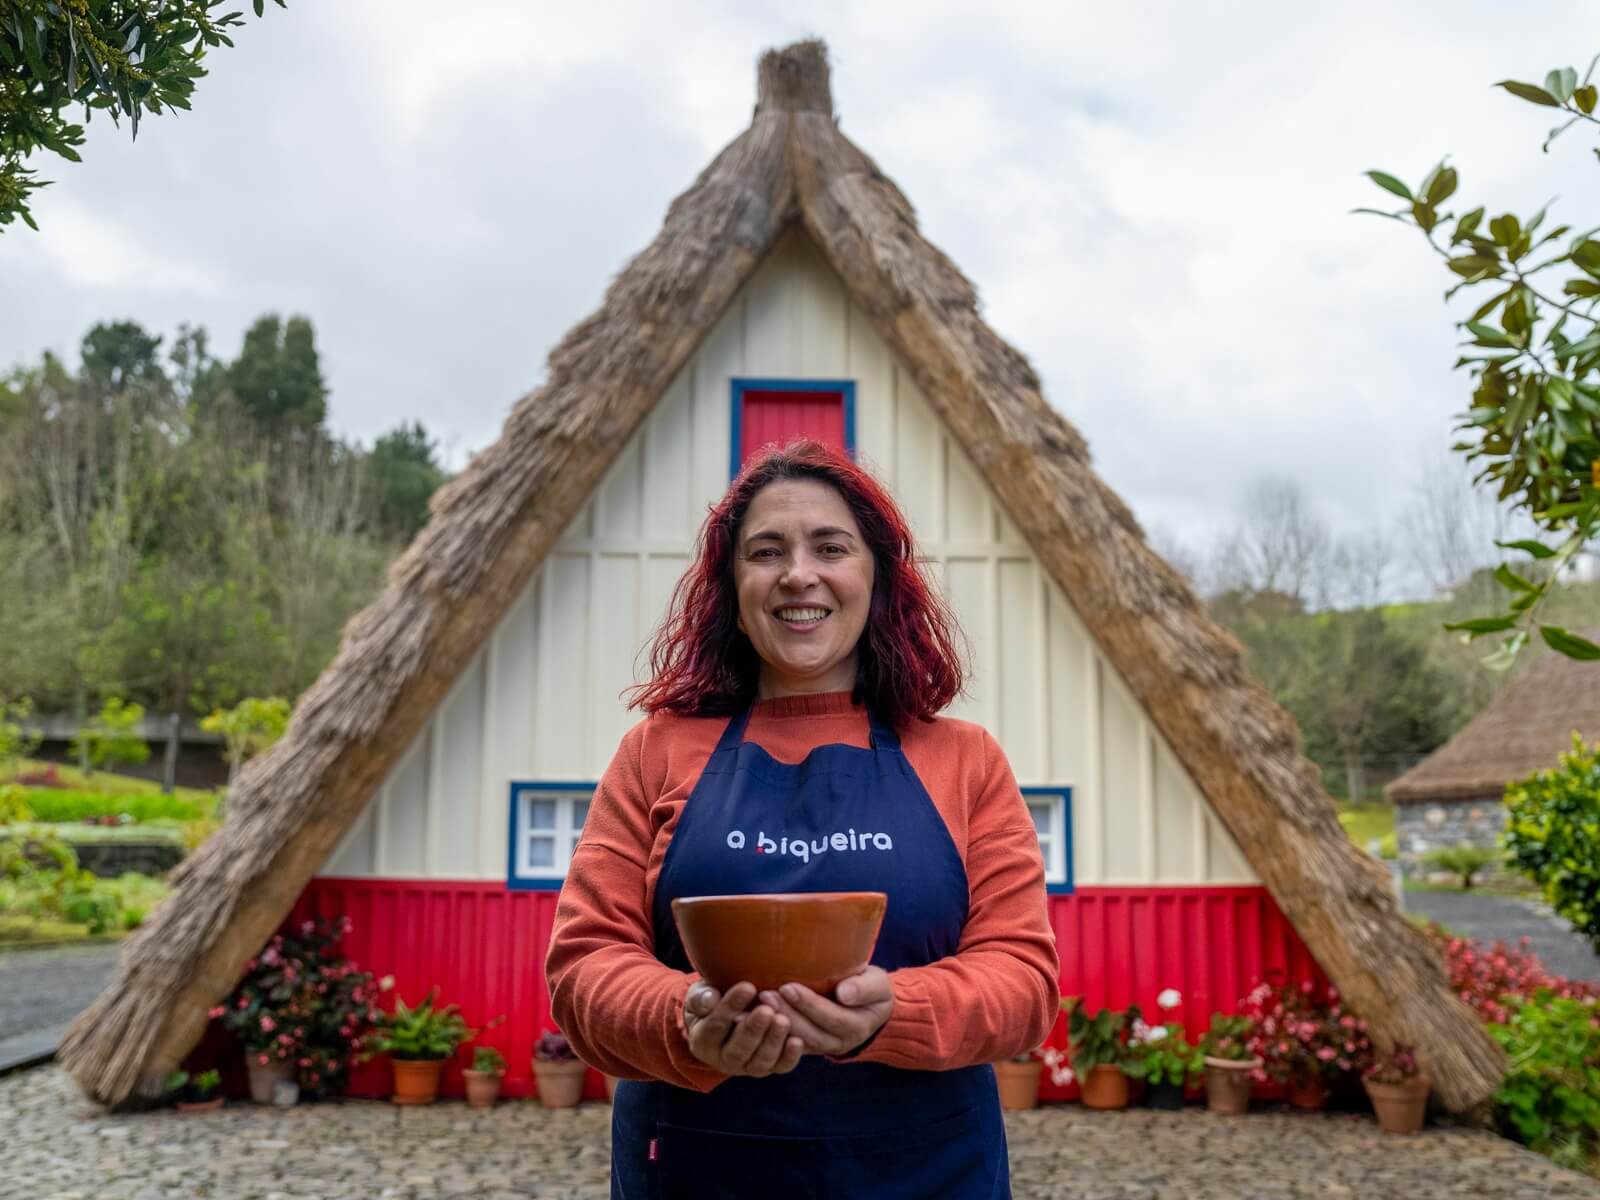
[69,840,184,878]
[1395,795,1505,876]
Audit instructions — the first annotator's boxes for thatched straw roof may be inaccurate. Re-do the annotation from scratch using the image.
[59,39,1503,1110]
[1388,638,1600,805]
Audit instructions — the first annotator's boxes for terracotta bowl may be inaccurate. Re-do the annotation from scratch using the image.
[670,891,887,995]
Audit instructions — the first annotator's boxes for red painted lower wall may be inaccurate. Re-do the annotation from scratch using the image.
[286,879,1326,1101]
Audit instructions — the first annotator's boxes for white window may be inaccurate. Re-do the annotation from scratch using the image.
[1024,788,1072,889]
[510,785,592,884]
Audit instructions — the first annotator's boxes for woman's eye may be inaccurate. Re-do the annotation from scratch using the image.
[820,544,847,556]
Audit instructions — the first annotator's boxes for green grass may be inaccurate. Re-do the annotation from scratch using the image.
[5,821,185,844]
[10,757,216,803]
[1402,878,1540,898]
[15,789,210,823]
[1336,801,1395,854]
[0,914,108,945]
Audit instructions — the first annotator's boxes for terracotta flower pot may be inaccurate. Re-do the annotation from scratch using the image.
[994,1059,1043,1110]
[462,1068,503,1109]
[245,1057,295,1105]
[604,1074,619,1103]
[1080,1064,1129,1110]
[534,1059,588,1108]
[1203,1056,1260,1115]
[1364,1074,1430,1135]
[1287,1073,1327,1111]
[670,892,887,994]
[176,1097,225,1114]
[391,1058,446,1106]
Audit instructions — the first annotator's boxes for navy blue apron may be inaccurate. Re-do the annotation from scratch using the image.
[610,705,1010,1200]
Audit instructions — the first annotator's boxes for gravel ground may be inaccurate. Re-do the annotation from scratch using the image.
[1405,890,1600,984]
[0,943,121,1042]
[4,1065,1596,1200]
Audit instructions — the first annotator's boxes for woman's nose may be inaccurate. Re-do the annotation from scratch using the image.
[781,555,819,588]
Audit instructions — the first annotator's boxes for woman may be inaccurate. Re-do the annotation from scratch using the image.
[546,440,1058,1199]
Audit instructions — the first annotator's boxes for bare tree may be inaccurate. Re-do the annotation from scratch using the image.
[1403,449,1535,598]
[1210,477,1332,607]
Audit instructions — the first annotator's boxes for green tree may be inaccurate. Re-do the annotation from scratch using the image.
[199,695,288,788]
[367,421,447,539]
[0,1,283,231]
[69,696,149,776]
[228,314,328,432]
[1364,57,1600,664]
[1503,733,1600,953]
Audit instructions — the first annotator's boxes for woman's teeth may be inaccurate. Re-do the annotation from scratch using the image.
[776,607,828,624]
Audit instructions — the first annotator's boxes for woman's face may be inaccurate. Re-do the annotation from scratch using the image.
[733,478,876,699]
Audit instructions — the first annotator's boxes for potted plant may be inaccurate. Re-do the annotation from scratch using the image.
[372,988,476,1106]
[211,918,390,1102]
[994,1048,1045,1110]
[1363,1045,1430,1134]
[1241,977,1371,1110]
[533,1030,588,1108]
[1199,1013,1261,1115]
[1122,990,1201,1110]
[1067,999,1140,1110]
[463,1046,507,1109]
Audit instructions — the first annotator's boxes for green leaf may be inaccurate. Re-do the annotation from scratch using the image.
[1545,67,1579,102]
[1564,278,1600,297]
[1496,539,1558,559]
[1539,625,1600,660]
[1448,254,1504,279]
[1366,170,1412,200]
[1425,165,1458,205]
[1490,214,1522,246]
[1444,616,1518,635]
[1465,320,1515,347]
[1494,564,1538,592]
[253,0,265,13]
[1576,84,1598,114]
[1454,207,1485,241]
[1498,80,1562,107]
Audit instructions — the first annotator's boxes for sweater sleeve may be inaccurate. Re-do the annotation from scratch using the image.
[544,722,728,1092]
[847,729,1059,1070]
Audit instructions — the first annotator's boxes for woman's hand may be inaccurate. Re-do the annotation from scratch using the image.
[759,966,893,1057]
[684,981,805,1077]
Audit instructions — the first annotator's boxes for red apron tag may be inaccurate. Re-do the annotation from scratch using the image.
[648,1137,659,1162]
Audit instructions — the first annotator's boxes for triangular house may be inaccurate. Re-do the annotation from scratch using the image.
[62,40,1501,1110]
[1388,640,1599,864]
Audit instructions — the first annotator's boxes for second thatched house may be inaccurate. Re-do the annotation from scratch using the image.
[60,39,1502,1111]
[1388,640,1600,867]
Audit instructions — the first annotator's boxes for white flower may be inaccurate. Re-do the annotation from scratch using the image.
[378,975,395,991]
[1147,1025,1168,1041]
[1157,988,1182,1011]
[1050,1065,1075,1087]
[1131,1018,1152,1042]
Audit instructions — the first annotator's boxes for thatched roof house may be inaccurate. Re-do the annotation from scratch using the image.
[60,39,1502,1111]
[1388,642,1600,806]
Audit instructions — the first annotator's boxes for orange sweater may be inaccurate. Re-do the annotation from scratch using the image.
[545,692,1060,1092]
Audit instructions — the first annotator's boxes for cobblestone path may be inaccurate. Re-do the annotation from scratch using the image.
[5,1066,1597,1200]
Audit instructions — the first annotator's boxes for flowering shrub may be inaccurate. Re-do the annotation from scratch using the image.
[534,1030,578,1062]
[1199,1013,1257,1063]
[213,917,392,1097]
[1123,989,1202,1087]
[1066,999,1141,1077]
[1419,921,1599,1024]
[1364,1044,1424,1086]
[1240,978,1371,1085]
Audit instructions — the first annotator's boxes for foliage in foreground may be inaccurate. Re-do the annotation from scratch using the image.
[1489,991,1600,1172]
[1365,56,1600,664]
[0,824,165,939]
[1503,734,1600,953]
[0,1,282,231]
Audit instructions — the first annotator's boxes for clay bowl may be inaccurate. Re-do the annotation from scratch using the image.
[671,891,887,995]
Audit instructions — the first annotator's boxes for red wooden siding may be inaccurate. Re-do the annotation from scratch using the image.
[288,880,1324,1101]
[739,389,846,469]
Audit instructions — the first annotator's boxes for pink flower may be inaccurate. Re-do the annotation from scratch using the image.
[260,1016,276,1032]
[257,1054,269,1066]
[301,920,315,935]
[208,1006,225,1019]
[1316,1047,1336,1061]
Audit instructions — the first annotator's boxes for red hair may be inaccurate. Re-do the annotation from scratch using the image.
[629,439,965,727]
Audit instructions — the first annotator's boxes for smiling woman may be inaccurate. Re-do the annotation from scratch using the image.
[547,439,1059,1200]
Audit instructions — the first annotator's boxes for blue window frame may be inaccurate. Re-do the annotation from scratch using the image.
[729,377,857,479]
[506,781,594,891]
[1023,787,1074,894]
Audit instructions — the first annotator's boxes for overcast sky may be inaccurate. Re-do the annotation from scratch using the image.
[2,1,1593,587]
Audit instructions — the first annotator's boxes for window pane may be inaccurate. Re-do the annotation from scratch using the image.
[527,798,556,830]
[572,800,590,829]
[526,836,556,869]
[1029,802,1052,835]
